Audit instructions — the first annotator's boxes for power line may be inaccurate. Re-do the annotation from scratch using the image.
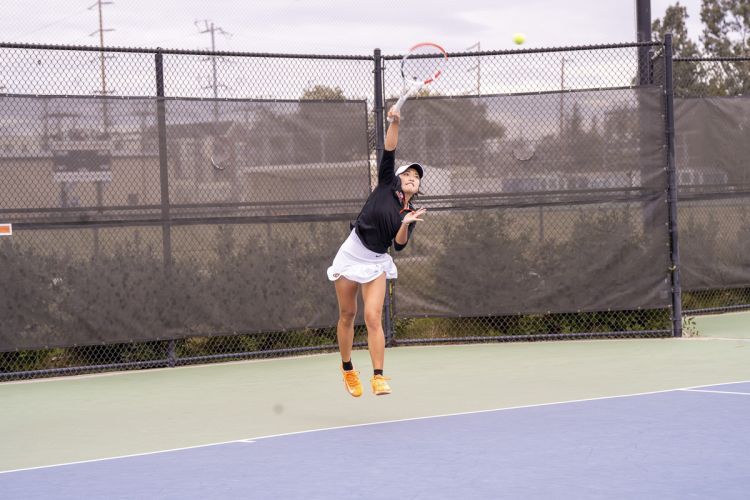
[7,6,91,42]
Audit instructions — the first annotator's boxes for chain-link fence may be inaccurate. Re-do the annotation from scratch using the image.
[672,56,750,314]
[0,40,691,379]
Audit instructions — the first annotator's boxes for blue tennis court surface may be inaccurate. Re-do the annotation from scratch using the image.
[3,382,749,499]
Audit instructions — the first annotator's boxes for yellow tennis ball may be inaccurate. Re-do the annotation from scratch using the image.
[513,33,526,45]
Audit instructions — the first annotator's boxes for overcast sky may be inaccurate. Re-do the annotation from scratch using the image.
[2,0,706,55]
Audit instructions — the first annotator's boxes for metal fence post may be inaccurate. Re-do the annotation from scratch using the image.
[663,34,683,337]
[155,50,177,364]
[167,340,177,367]
[373,48,395,347]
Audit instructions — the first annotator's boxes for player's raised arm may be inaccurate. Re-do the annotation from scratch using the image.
[378,106,400,184]
[384,106,400,151]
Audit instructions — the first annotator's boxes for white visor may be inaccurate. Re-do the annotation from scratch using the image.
[395,163,424,178]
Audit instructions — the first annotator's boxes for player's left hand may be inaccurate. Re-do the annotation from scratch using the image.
[402,208,426,224]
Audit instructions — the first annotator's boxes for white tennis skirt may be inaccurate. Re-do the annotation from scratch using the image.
[327,228,397,283]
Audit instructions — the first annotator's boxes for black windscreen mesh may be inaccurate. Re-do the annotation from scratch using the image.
[674,97,750,291]
[0,76,677,350]
[0,96,370,351]
[164,99,371,214]
[0,96,161,222]
[0,96,370,223]
[0,220,358,352]
[392,88,667,200]
[390,87,672,317]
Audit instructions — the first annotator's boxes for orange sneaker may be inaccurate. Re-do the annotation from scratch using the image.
[370,375,392,395]
[341,368,363,398]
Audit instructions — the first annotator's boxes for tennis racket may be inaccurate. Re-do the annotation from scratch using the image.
[388,42,447,122]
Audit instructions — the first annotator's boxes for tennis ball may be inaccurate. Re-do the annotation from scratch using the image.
[513,33,526,45]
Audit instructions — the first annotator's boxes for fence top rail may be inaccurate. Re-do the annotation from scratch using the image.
[0,41,375,61]
[383,40,662,60]
[0,40,661,61]
[0,92,372,105]
[674,56,750,62]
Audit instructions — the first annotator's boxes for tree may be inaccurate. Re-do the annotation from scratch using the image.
[652,2,702,57]
[700,0,750,95]
[651,2,712,96]
[700,0,749,56]
[300,85,346,101]
[652,1,750,96]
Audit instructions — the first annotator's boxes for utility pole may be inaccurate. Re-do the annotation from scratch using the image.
[88,0,114,259]
[89,0,114,130]
[195,20,231,122]
[466,41,481,95]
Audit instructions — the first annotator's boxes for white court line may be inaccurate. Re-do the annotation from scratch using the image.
[682,379,750,390]
[0,440,242,476]
[248,380,750,442]
[680,389,750,396]
[2,379,749,476]
[688,336,750,342]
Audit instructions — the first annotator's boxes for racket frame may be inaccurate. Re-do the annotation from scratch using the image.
[387,42,447,122]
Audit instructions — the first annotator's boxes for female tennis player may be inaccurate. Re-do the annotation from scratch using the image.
[327,106,426,397]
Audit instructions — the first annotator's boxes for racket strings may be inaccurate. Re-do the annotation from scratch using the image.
[401,45,446,84]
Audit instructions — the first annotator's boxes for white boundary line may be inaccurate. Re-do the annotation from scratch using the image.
[687,336,750,342]
[2,379,748,476]
[681,379,750,389]
[249,380,750,442]
[0,440,241,476]
[680,389,750,396]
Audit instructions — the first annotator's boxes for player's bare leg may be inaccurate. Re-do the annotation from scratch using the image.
[334,277,362,397]
[361,273,391,395]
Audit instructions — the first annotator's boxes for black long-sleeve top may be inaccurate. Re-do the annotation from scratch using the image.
[353,149,416,254]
